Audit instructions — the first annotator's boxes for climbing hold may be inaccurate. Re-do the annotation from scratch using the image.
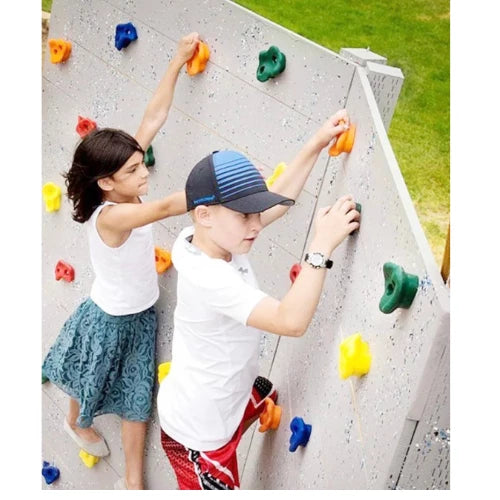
[42,461,60,484]
[79,449,100,468]
[158,361,172,384]
[186,41,210,75]
[48,39,72,64]
[350,202,362,235]
[76,116,97,138]
[115,22,138,50]
[155,247,172,274]
[144,145,155,167]
[289,263,302,284]
[339,333,372,379]
[265,162,287,188]
[42,371,49,384]
[379,262,419,314]
[258,397,282,432]
[55,260,75,282]
[289,417,312,452]
[257,46,286,82]
[328,122,356,156]
[42,182,62,212]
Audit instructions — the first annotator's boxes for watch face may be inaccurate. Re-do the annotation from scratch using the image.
[310,253,323,266]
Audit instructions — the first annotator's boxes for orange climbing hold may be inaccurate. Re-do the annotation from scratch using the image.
[155,247,172,273]
[258,397,282,432]
[48,39,72,64]
[328,122,356,157]
[186,41,210,76]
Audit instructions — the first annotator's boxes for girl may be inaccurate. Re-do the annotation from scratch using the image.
[42,32,201,490]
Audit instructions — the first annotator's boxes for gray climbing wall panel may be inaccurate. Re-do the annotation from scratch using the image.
[42,0,449,490]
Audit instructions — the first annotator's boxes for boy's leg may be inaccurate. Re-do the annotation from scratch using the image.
[160,429,240,490]
[121,419,147,489]
[241,376,278,434]
[66,397,102,442]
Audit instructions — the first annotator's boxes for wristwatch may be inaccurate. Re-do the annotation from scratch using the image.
[304,252,333,269]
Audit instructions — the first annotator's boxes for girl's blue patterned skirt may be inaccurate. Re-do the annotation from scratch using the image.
[42,298,157,428]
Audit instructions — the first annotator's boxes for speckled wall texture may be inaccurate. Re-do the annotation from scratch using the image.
[42,0,449,490]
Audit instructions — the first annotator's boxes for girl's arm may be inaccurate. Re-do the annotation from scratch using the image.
[260,110,349,228]
[247,196,360,337]
[97,191,187,246]
[134,32,200,150]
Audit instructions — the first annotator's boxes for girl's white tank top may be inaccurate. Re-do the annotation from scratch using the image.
[86,201,159,315]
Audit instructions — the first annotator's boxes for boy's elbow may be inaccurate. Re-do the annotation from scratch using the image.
[282,320,306,338]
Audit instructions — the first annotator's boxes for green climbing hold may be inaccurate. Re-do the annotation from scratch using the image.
[42,372,49,384]
[256,46,286,82]
[144,145,155,167]
[379,262,419,314]
[350,203,362,235]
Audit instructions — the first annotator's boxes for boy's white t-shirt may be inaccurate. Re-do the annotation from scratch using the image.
[157,226,268,451]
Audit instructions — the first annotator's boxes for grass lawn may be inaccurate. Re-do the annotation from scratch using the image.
[42,0,449,265]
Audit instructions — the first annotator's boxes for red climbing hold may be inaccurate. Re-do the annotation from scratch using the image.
[55,260,75,282]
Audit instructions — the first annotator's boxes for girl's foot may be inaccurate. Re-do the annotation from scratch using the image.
[63,418,110,457]
[66,419,102,443]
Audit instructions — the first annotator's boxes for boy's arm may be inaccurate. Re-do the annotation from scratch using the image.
[98,191,187,234]
[260,110,349,228]
[247,196,360,336]
[134,32,200,150]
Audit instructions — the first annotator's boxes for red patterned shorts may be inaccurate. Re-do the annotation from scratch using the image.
[160,376,277,489]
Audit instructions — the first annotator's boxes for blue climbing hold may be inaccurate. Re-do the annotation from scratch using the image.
[42,461,60,485]
[289,417,312,452]
[115,22,138,51]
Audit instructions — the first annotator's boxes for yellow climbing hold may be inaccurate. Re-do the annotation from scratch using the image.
[339,333,372,379]
[158,361,172,384]
[79,449,100,468]
[42,182,62,212]
[265,162,287,188]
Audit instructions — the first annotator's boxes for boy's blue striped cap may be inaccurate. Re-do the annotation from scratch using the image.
[186,150,294,214]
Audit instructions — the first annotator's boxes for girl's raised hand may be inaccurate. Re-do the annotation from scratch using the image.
[176,32,201,64]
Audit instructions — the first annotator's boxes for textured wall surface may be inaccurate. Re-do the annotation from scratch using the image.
[42,0,449,490]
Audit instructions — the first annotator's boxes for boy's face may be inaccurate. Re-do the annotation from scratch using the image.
[102,151,149,199]
[208,205,263,255]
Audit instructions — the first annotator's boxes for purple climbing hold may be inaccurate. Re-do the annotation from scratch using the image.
[115,22,138,51]
[42,461,60,485]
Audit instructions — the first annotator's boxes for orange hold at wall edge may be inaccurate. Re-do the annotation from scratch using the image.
[48,39,72,64]
[328,122,356,157]
[186,41,210,76]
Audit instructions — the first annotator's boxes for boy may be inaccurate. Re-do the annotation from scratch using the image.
[157,110,360,489]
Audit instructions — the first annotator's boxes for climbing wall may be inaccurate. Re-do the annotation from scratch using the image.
[42,0,449,490]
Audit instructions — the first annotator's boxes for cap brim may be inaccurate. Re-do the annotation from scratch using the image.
[222,190,294,214]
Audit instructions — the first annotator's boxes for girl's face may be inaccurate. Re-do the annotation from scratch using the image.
[102,151,149,201]
[209,205,263,256]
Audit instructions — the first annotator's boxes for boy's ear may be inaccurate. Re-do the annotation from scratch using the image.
[193,205,213,228]
[97,176,114,192]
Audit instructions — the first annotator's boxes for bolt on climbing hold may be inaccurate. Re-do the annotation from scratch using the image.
[379,262,419,314]
[55,260,75,282]
[339,333,372,379]
[115,22,138,50]
[258,397,282,432]
[329,122,356,156]
[350,202,362,235]
[76,116,97,138]
[256,46,286,82]
[79,449,100,468]
[158,361,172,384]
[42,461,60,484]
[42,371,49,384]
[48,39,72,64]
[289,263,302,284]
[265,162,287,188]
[155,247,172,274]
[289,417,312,452]
[187,41,210,75]
[144,145,155,167]
[42,182,62,212]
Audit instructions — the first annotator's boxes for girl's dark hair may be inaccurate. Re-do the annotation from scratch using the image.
[64,128,144,223]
